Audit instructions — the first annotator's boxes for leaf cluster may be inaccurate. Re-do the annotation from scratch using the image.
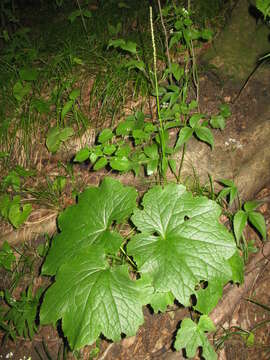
[39,177,243,357]
[0,166,35,228]
[0,287,42,341]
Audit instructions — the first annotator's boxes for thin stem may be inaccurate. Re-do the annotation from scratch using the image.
[157,0,172,84]
[120,246,137,269]
[75,0,90,43]
[190,40,199,107]
[150,6,166,182]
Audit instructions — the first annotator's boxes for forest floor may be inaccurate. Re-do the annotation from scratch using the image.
[0,1,270,359]
[0,69,270,360]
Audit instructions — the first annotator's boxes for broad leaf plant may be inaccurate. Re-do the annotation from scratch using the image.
[40,177,243,357]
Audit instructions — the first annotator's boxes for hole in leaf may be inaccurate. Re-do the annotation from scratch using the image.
[184,215,190,221]
[190,294,197,306]
[194,280,208,292]
[200,280,208,289]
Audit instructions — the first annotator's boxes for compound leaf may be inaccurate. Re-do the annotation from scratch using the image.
[42,178,137,275]
[128,183,237,307]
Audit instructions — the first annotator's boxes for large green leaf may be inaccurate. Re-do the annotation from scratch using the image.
[42,178,137,276]
[128,183,237,307]
[41,247,152,349]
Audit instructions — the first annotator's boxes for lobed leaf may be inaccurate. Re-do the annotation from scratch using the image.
[174,316,217,360]
[41,249,152,349]
[42,178,137,275]
[128,183,237,307]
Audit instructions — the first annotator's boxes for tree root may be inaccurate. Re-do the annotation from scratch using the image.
[0,210,58,247]
[209,240,270,327]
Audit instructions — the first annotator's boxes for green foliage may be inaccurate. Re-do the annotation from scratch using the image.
[217,179,266,263]
[41,177,137,275]
[0,2,266,358]
[256,0,270,18]
[128,183,239,309]
[217,178,239,206]
[108,39,137,54]
[40,178,241,354]
[0,242,16,271]
[74,101,229,178]
[68,9,92,24]
[234,200,267,243]
[46,127,74,153]
[0,287,43,341]
[174,315,217,359]
[0,166,35,228]
[40,178,149,349]
[102,5,219,180]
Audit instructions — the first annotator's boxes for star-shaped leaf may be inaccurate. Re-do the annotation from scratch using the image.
[128,183,237,307]
[42,178,137,275]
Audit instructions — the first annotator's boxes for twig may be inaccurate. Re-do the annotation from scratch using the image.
[98,343,114,360]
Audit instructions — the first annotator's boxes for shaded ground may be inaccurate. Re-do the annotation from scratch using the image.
[1,0,270,358]
[1,68,270,359]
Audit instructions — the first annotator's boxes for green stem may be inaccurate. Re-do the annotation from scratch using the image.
[157,0,172,84]
[150,6,166,183]
[120,246,137,269]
